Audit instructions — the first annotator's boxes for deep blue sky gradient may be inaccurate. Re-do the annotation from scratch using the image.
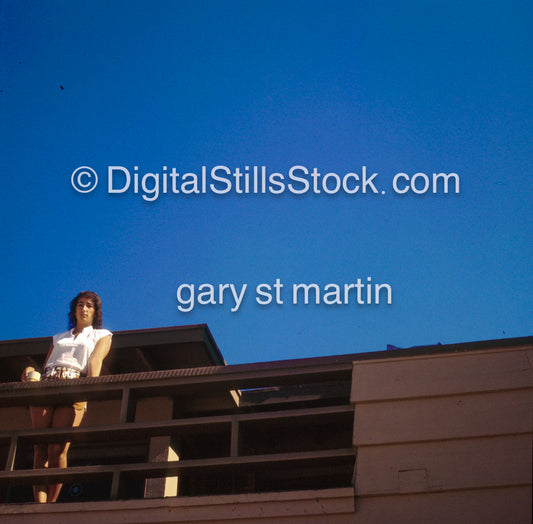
[1,1,531,364]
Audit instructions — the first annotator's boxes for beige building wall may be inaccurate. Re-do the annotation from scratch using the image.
[351,344,533,524]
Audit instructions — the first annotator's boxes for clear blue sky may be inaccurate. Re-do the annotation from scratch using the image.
[1,0,531,364]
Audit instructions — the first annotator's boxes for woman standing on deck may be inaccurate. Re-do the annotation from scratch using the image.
[21,291,112,503]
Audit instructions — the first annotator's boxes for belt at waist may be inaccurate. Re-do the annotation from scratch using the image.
[43,366,85,380]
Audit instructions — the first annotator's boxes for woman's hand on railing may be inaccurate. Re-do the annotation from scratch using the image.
[21,367,35,382]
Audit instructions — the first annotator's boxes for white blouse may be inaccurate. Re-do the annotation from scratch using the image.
[45,326,112,373]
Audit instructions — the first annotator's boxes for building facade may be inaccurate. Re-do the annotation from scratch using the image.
[0,326,531,523]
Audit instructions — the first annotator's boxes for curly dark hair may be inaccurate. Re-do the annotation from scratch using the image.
[68,291,103,329]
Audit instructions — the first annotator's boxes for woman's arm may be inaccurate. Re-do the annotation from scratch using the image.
[87,335,112,377]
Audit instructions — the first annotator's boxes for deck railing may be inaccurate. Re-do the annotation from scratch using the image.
[0,355,356,502]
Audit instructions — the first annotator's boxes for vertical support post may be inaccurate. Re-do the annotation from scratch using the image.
[138,397,178,498]
[230,417,239,457]
[110,470,121,500]
[119,386,137,423]
[5,435,18,471]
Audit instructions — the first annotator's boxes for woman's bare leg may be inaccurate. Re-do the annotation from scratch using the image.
[46,405,84,503]
[29,406,54,503]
